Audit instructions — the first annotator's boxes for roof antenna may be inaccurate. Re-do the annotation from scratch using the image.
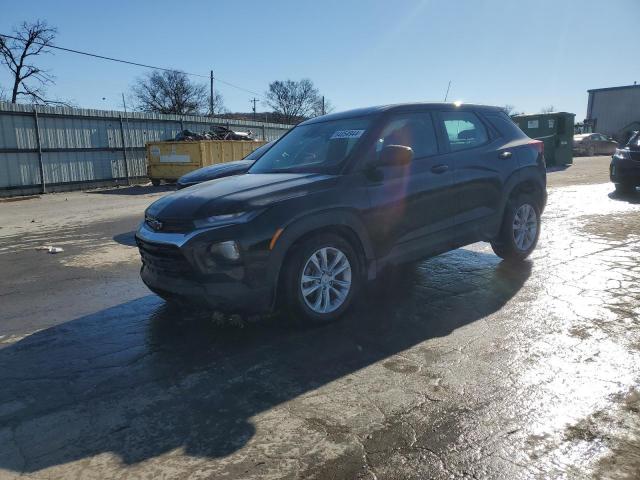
[444,80,452,101]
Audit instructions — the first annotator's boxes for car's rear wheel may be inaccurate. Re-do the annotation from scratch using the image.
[587,145,595,156]
[282,233,359,324]
[151,179,161,186]
[614,183,636,194]
[491,195,540,262]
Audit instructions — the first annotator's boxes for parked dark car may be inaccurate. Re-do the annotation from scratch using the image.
[610,131,640,193]
[176,141,273,189]
[136,103,547,323]
[573,133,618,156]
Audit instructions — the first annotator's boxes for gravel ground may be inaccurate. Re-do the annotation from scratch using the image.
[1,156,639,479]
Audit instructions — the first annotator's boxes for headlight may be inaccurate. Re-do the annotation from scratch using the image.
[193,210,259,228]
[191,240,242,273]
[209,240,240,261]
[613,149,631,160]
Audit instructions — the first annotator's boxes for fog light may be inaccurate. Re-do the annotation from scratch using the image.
[209,240,240,261]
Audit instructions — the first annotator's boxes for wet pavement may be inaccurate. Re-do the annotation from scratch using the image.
[1,158,639,479]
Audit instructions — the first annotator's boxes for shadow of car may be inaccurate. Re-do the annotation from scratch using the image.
[0,249,530,474]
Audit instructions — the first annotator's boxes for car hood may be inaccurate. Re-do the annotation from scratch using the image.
[147,172,337,221]
[178,160,253,184]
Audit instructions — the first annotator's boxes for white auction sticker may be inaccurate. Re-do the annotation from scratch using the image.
[330,129,365,140]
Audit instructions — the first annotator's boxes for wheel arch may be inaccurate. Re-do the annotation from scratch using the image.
[502,168,547,215]
[266,209,376,309]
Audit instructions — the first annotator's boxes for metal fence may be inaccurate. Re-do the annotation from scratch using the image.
[0,101,292,196]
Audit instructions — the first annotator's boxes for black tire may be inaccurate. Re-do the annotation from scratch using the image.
[491,194,541,262]
[587,146,595,156]
[614,183,636,194]
[151,179,161,186]
[281,233,360,325]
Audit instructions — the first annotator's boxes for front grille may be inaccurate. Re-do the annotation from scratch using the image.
[144,216,194,233]
[136,238,193,275]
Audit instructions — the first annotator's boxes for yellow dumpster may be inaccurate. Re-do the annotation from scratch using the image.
[146,140,266,185]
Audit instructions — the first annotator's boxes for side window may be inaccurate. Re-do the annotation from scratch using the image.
[441,111,488,151]
[376,112,438,159]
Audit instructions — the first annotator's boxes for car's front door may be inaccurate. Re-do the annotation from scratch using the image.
[592,134,605,154]
[362,111,455,264]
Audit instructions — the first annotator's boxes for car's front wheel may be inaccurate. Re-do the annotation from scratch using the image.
[491,195,540,262]
[282,233,359,324]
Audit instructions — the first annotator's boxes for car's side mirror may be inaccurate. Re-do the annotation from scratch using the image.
[378,145,413,167]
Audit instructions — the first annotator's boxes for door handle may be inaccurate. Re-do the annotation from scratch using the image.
[431,164,449,174]
[499,151,512,159]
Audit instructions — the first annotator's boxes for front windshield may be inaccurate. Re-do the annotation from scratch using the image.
[244,141,272,160]
[627,131,639,148]
[249,117,372,174]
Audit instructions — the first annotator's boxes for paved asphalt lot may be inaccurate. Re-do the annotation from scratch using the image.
[1,156,639,479]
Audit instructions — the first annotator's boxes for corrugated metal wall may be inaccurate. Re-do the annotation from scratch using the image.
[0,101,291,195]
[587,86,640,141]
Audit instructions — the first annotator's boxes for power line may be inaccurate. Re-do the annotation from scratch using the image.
[217,78,263,98]
[0,32,265,97]
[0,32,207,78]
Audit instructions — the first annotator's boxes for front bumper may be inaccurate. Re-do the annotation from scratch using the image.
[610,157,640,185]
[135,222,273,313]
[140,264,270,312]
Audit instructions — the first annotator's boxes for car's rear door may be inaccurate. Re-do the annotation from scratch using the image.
[363,110,455,263]
[435,109,513,243]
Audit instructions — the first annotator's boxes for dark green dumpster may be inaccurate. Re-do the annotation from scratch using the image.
[512,112,575,166]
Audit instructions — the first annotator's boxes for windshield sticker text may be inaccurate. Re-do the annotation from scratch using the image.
[331,129,365,140]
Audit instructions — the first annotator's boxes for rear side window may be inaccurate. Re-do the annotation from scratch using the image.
[485,111,528,140]
[376,112,438,159]
[441,111,488,151]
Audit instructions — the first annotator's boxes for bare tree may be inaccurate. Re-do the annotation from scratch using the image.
[501,104,524,117]
[264,79,328,124]
[208,90,226,115]
[502,104,516,115]
[540,105,555,114]
[0,20,58,104]
[311,96,334,117]
[131,70,224,115]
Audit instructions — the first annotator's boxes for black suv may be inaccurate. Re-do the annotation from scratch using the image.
[136,103,547,323]
[610,131,640,193]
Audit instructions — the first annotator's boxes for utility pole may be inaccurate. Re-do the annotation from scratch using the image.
[322,96,325,116]
[251,98,258,122]
[210,70,214,116]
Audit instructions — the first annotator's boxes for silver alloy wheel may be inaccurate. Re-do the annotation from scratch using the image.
[300,246,352,314]
[512,203,537,251]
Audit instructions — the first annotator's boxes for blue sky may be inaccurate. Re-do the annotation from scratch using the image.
[1,0,638,120]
